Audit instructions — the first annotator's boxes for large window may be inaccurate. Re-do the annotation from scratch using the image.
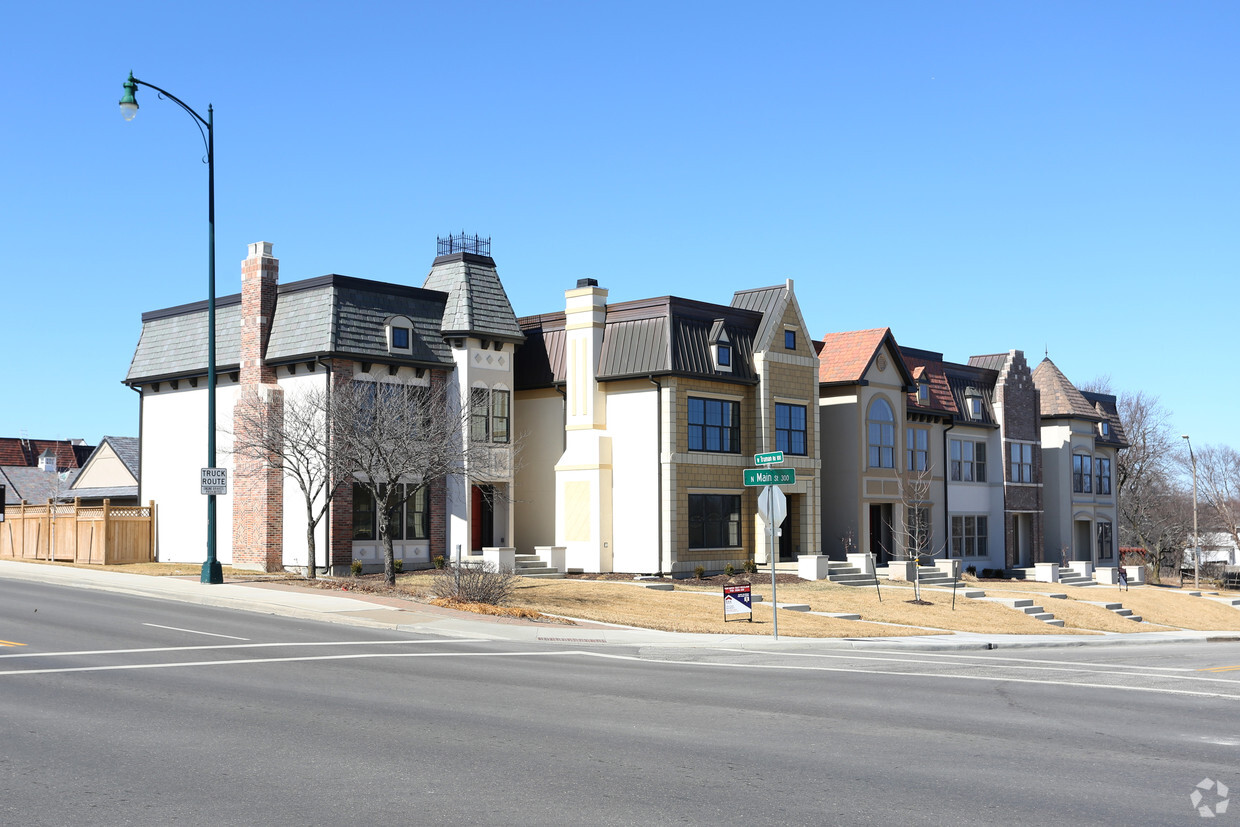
[775,403,807,456]
[867,398,895,469]
[1073,454,1093,493]
[688,397,740,453]
[1095,457,1111,495]
[491,390,510,444]
[352,483,429,541]
[906,427,929,472]
[950,439,986,482]
[1010,442,1033,483]
[470,388,490,442]
[688,494,742,549]
[951,515,988,557]
[1097,521,1113,560]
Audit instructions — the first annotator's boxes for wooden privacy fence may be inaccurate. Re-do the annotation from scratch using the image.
[0,500,155,565]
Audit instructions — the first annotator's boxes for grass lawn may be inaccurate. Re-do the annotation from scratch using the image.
[977,579,1240,631]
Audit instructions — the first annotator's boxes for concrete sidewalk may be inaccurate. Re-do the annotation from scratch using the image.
[2,559,1234,652]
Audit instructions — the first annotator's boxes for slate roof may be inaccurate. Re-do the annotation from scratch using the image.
[127,275,456,383]
[899,348,957,416]
[422,253,525,343]
[0,466,79,504]
[1032,358,1101,421]
[64,485,140,502]
[815,328,912,386]
[514,296,762,389]
[69,436,140,492]
[0,438,92,469]
[1081,390,1130,449]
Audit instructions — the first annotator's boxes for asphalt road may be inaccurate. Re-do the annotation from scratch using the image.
[3,579,1238,825]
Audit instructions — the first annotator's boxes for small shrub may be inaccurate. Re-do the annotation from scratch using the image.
[695,565,706,579]
[393,558,403,574]
[724,564,736,577]
[350,560,363,577]
[431,561,518,606]
[966,565,977,577]
[433,555,446,569]
[744,559,758,574]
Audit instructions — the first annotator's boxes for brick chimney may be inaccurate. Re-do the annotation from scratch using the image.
[232,241,285,572]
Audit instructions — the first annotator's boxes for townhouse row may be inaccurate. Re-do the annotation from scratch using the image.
[125,241,1125,575]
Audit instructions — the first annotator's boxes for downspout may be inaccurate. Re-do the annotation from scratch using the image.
[128,383,149,560]
[649,376,664,576]
[317,355,335,575]
[942,416,955,567]
[555,385,567,454]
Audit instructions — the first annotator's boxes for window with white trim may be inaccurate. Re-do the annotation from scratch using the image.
[951,515,988,557]
[950,439,986,482]
[1095,456,1111,495]
[906,427,929,472]
[1097,521,1113,559]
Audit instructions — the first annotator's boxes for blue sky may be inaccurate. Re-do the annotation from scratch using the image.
[3,1,1236,451]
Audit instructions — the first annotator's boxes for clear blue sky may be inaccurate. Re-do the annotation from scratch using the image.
[3,1,1236,451]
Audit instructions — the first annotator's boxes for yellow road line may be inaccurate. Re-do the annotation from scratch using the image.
[1199,665,1240,673]
[0,640,26,647]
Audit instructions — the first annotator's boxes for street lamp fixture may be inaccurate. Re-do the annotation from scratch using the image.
[1182,434,1199,590]
[119,72,223,585]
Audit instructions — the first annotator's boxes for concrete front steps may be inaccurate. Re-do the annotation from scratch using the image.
[1084,600,1142,622]
[515,553,564,579]
[979,596,1065,627]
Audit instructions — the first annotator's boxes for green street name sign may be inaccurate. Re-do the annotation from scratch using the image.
[754,451,784,465]
[743,468,796,486]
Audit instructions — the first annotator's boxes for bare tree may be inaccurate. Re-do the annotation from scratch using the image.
[1112,391,1191,580]
[331,375,493,586]
[230,384,352,580]
[1193,444,1240,555]
[893,462,941,603]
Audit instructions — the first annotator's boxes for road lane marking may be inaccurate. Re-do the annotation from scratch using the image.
[143,623,250,640]
[570,651,1240,700]
[0,639,489,660]
[0,640,26,647]
[1199,664,1240,673]
[0,649,580,677]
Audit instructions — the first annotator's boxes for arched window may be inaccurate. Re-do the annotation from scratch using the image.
[867,398,895,468]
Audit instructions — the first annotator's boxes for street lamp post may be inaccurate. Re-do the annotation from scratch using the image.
[1182,434,1199,590]
[120,73,223,584]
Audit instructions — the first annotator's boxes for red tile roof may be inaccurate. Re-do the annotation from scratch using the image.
[0,438,93,469]
[899,349,958,414]
[815,328,892,383]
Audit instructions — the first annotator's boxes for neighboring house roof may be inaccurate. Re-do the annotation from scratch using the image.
[70,437,141,497]
[942,363,999,427]
[0,466,79,504]
[1081,390,1130,449]
[899,347,957,416]
[731,284,787,351]
[105,436,141,479]
[815,328,912,386]
[0,438,93,469]
[1031,358,1101,421]
[66,485,140,502]
[422,253,525,343]
[967,353,1009,373]
[127,275,457,384]
[514,295,762,389]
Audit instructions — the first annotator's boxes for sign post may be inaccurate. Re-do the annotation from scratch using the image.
[748,466,790,641]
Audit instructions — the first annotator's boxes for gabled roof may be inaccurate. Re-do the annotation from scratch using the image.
[0,438,92,469]
[1031,358,1100,421]
[815,328,913,386]
[422,253,525,343]
[70,436,140,492]
[127,275,456,384]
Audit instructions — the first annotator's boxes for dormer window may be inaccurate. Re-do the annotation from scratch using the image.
[964,387,983,420]
[708,319,733,373]
[387,317,413,354]
[1100,421,1110,437]
[917,379,930,404]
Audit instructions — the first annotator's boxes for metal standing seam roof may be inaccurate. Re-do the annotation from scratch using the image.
[943,365,999,427]
[1081,390,1130,448]
[730,284,787,350]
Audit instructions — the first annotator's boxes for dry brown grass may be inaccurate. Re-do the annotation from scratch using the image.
[504,579,939,637]
[428,597,549,620]
[978,581,1240,631]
